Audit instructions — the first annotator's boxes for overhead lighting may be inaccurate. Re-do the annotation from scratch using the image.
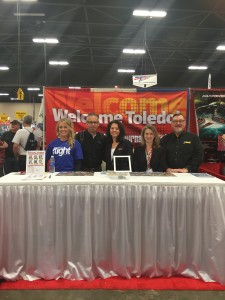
[188,65,208,70]
[14,13,45,17]
[10,98,18,100]
[3,0,38,2]
[0,66,9,70]
[133,10,150,17]
[118,69,135,73]
[33,38,59,44]
[49,61,69,66]
[0,93,9,96]
[38,94,43,97]
[27,87,40,91]
[133,10,167,18]
[123,49,146,54]
[216,45,225,51]
[68,86,81,89]
[149,10,167,17]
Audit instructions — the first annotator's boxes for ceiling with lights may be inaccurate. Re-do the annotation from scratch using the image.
[1,0,225,101]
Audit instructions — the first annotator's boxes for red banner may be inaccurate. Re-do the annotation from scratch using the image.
[44,88,188,145]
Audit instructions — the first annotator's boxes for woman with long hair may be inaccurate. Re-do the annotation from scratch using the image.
[105,120,133,171]
[133,125,166,172]
[46,118,83,172]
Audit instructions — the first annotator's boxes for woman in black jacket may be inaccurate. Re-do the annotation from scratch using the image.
[105,120,133,171]
[133,125,166,172]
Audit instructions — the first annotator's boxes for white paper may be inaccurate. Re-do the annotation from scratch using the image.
[26,150,46,176]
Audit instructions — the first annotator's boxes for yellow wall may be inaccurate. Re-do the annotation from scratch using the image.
[0,102,41,122]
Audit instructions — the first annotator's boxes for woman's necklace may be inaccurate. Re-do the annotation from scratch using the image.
[145,146,152,171]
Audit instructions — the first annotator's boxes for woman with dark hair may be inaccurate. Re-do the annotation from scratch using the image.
[105,120,133,171]
[133,125,166,172]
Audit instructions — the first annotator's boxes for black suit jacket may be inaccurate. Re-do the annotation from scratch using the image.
[133,145,167,172]
[105,138,133,171]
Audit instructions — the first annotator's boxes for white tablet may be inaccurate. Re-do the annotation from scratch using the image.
[113,155,132,173]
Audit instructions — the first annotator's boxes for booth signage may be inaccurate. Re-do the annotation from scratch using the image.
[16,111,26,120]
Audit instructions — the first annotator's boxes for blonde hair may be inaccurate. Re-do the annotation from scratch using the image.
[56,118,75,148]
[141,125,160,148]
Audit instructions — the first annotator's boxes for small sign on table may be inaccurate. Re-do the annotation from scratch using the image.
[25,150,46,179]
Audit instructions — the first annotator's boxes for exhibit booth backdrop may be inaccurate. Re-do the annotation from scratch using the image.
[1,87,224,163]
[44,87,188,146]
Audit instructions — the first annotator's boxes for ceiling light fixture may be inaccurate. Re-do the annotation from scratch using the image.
[133,10,167,18]
[33,38,59,44]
[188,66,208,70]
[216,45,225,51]
[68,86,81,89]
[27,87,40,91]
[4,0,38,2]
[0,66,9,70]
[38,94,43,97]
[14,13,45,17]
[0,93,9,96]
[123,49,146,54]
[49,61,69,66]
[118,69,135,73]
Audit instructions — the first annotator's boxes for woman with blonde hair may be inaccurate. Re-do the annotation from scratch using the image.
[46,118,83,172]
[133,125,166,172]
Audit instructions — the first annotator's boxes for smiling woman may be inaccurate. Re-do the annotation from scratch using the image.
[104,120,133,171]
[133,125,167,172]
[45,118,83,172]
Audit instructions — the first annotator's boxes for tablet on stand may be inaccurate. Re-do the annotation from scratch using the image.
[113,155,132,179]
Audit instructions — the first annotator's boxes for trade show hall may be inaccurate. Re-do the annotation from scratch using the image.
[1,1,225,300]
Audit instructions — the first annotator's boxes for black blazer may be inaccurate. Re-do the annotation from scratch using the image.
[133,145,167,172]
[105,138,133,171]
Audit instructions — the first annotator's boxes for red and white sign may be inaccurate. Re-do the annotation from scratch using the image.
[44,88,188,146]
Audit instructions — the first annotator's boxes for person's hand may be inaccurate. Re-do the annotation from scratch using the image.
[166,168,178,173]
[166,168,188,173]
[0,141,8,149]
[176,168,188,173]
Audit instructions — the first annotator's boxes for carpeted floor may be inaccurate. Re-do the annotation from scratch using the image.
[1,276,225,291]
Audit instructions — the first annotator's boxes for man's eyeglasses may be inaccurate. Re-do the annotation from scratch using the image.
[172,120,185,124]
[87,121,99,124]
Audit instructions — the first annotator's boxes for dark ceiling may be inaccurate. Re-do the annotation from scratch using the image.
[1,0,225,101]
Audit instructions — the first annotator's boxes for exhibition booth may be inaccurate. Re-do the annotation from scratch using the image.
[1,87,225,284]
[44,87,225,178]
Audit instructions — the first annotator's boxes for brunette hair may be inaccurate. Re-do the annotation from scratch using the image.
[106,120,125,142]
[140,125,160,148]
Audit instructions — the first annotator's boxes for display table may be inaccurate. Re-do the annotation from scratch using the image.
[0,172,225,284]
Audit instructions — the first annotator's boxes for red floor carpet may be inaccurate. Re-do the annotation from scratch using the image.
[1,277,225,290]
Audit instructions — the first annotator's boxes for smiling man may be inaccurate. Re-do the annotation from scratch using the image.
[76,113,106,172]
[160,113,203,173]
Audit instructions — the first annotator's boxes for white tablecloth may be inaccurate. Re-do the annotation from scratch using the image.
[0,172,225,283]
